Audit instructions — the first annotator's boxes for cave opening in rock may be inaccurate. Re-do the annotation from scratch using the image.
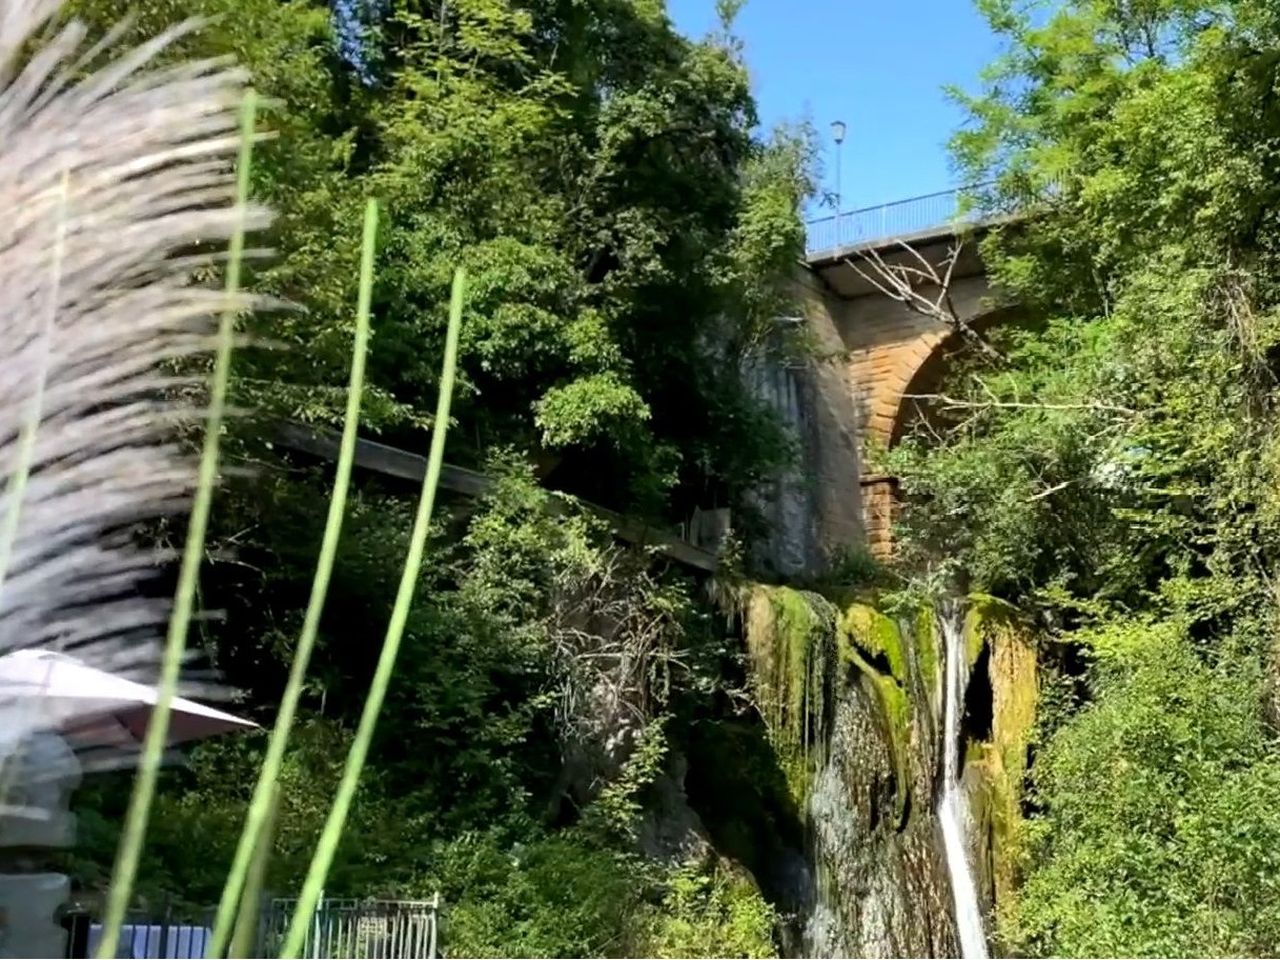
[963,643,994,746]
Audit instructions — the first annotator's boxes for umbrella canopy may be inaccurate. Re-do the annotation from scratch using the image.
[0,649,256,748]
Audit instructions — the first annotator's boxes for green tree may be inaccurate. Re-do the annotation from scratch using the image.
[1006,622,1280,957]
[72,0,809,506]
[886,1,1280,954]
[361,0,809,512]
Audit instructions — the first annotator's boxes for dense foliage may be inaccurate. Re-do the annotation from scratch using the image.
[69,0,808,516]
[58,0,812,955]
[69,0,1280,954]
[886,0,1280,954]
[1013,620,1280,956]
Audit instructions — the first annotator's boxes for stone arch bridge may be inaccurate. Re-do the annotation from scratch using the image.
[749,190,1013,574]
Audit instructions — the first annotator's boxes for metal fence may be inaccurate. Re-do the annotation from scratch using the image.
[804,184,992,256]
[261,896,440,959]
[64,895,440,959]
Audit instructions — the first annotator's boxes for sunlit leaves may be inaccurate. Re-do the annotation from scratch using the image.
[911,2,1280,954]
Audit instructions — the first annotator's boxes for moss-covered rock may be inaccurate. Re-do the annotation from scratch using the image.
[913,604,941,690]
[839,603,908,682]
[961,596,1038,915]
[743,585,836,808]
[737,583,1038,956]
[835,638,912,826]
[963,592,1021,667]
[806,674,960,958]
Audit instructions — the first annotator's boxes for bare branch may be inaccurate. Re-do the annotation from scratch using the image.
[846,254,912,304]
[902,392,1136,415]
[1026,480,1074,502]
[844,238,1004,362]
[939,241,962,292]
[900,238,938,277]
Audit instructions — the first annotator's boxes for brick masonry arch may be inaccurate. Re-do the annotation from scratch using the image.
[888,305,1021,446]
[831,273,1006,555]
[770,228,1015,571]
[856,305,1019,557]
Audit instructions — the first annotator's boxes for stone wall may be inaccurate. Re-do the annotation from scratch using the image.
[787,266,999,560]
[744,272,866,579]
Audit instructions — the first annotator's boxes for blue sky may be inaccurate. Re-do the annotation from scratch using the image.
[666,0,1003,215]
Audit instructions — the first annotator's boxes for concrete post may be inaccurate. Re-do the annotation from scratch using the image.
[0,729,81,958]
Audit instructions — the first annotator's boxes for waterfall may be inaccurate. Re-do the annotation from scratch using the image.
[939,607,988,960]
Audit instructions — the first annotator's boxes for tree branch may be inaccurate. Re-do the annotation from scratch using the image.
[843,239,1004,362]
[902,392,1136,415]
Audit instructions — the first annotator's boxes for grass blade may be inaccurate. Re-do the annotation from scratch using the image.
[206,197,379,958]
[96,88,258,959]
[228,780,279,958]
[280,266,467,959]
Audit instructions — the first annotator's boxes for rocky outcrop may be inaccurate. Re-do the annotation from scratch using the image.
[740,587,954,957]
[963,596,1038,921]
[739,585,1038,958]
[806,678,957,957]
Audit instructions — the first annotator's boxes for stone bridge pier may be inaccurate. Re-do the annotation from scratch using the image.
[750,218,1007,573]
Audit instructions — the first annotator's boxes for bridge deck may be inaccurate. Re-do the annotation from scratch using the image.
[804,184,991,261]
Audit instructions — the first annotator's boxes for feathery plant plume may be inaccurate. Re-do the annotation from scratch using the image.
[0,0,268,949]
[207,198,379,957]
[4,7,468,955]
[0,1,264,764]
[0,0,262,683]
[96,87,258,957]
[281,268,467,959]
[0,167,68,600]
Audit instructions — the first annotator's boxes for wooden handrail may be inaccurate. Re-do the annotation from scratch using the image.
[273,422,720,573]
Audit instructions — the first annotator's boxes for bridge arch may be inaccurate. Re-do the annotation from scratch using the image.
[794,213,1019,562]
[887,305,1021,446]
[848,303,1017,557]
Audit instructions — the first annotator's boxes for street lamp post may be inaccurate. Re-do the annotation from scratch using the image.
[831,119,846,248]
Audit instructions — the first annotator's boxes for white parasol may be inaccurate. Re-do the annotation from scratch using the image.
[0,648,256,750]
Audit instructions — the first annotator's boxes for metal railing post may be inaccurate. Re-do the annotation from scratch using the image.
[312,889,323,960]
[428,893,439,960]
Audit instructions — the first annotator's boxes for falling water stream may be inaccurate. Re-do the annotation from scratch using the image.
[939,607,989,960]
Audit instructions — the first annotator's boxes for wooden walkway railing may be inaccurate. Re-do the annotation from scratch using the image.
[274,422,720,573]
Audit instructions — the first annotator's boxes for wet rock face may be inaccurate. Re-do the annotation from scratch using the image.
[805,681,958,959]
[735,588,1034,958]
[637,752,716,865]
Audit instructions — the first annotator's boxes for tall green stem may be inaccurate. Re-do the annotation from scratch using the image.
[96,90,257,959]
[206,198,379,959]
[280,267,467,959]
[228,780,279,958]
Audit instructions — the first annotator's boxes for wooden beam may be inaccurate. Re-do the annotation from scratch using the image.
[276,421,493,498]
[273,422,719,573]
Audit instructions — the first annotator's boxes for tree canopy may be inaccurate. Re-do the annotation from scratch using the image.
[59,0,811,954]
[886,1,1280,954]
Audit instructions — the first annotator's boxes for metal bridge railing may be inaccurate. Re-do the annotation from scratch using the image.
[805,183,993,257]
